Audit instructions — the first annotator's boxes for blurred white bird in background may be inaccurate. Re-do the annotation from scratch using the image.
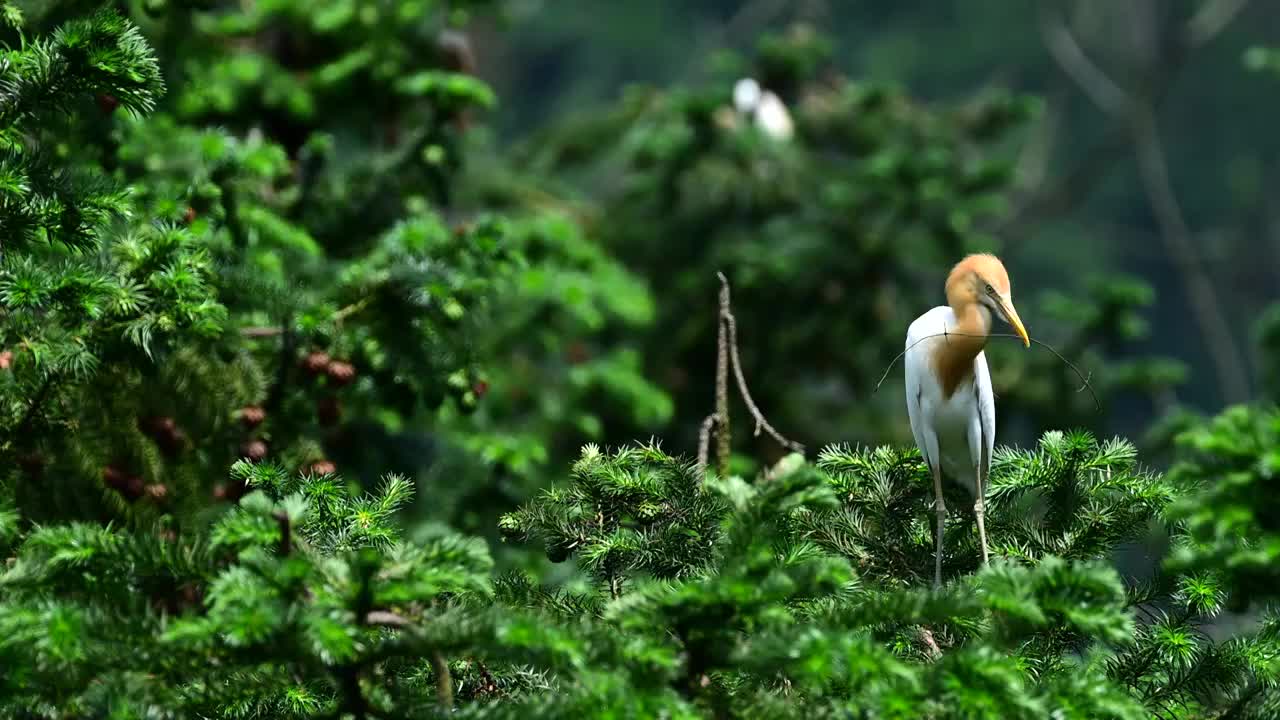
[732,77,793,141]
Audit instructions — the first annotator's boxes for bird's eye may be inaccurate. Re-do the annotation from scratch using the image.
[983,282,995,295]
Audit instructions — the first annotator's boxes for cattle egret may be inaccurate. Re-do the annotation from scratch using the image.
[904,254,1030,586]
[732,77,794,141]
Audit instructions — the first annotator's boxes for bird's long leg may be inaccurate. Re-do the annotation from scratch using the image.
[974,465,990,566]
[932,464,946,587]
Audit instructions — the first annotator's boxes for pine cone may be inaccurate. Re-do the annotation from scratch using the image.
[124,475,145,502]
[140,416,186,457]
[104,467,145,503]
[317,396,341,426]
[103,465,127,490]
[301,351,331,375]
[325,360,356,386]
[180,582,204,611]
[565,342,590,364]
[96,93,119,114]
[239,439,268,462]
[239,405,266,429]
[17,452,43,478]
[139,415,176,436]
[158,428,187,457]
[217,478,250,503]
[227,480,249,501]
[306,459,336,476]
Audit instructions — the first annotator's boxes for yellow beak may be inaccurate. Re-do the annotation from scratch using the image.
[996,295,1030,347]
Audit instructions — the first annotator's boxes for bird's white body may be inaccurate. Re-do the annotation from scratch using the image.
[906,302,993,491]
[904,305,996,497]
[733,77,794,141]
[904,254,1026,586]
[753,92,794,141]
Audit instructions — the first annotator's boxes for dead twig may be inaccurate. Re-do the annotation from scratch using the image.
[718,273,805,455]
[715,277,732,480]
[239,298,371,338]
[998,0,1251,250]
[363,611,452,710]
[696,414,718,479]
[699,273,805,480]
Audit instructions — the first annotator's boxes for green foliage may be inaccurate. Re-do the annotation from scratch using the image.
[798,431,1169,586]
[499,442,726,589]
[1,0,664,548]
[7,417,1280,718]
[1166,405,1280,608]
[1256,302,1280,403]
[0,8,162,248]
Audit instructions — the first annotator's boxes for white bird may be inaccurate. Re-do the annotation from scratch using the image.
[732,77,794,141]
[904,254,1029,587]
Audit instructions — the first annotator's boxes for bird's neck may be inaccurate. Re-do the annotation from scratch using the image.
[931,299,991,398]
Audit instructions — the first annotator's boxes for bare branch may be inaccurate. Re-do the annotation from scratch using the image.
[430,651,454,710]
[364,610,453,708]
[999,0,1251,250]
[715,275,732,480]
[364,610,411,628]
[1038,3,1128,117]
[240,299,370,338]
[1131,110,1250,402]
[1036,2,1252,403]
[1186,0,1251,48]
[696,414,718,479]
[718,273,805,455]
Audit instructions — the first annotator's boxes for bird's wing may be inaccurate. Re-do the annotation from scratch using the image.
[973,350,996,478]
[904,342,930,471]
[905,307,951,472]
